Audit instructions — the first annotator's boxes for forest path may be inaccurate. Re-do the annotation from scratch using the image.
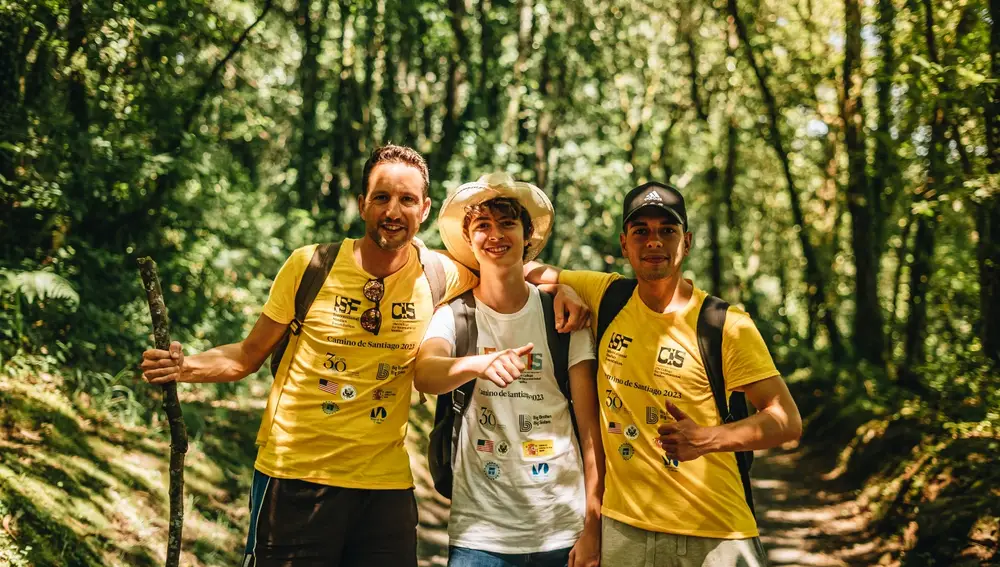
[754,446,889,566]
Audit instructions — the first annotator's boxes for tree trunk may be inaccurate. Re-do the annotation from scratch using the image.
[66,0,89,207]
[902,0,947,389]
[707,165,723,297]
[728,0,844,360]
[844,0,886,367]
[297,0,331,209]
[534,39,554,191]
[0,9,21,181]
[381,0,398,144]
[890,207,914,337]
[362,0,381,143]
[979,0,1000,366]
[479,0,500,126]
[873,0,898,246]
[502,0,533,148]
[327,0,352,213]
[722,116,747,303]
[429,0,468,197]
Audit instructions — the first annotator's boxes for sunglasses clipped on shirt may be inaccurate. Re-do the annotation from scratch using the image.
[360,277,385,335]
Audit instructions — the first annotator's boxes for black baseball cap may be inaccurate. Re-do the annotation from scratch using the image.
[621,182,688,230]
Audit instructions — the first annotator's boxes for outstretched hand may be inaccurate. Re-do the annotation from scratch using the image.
[140,341,185,385]
[656,401,716,462]
[482,343,534,388]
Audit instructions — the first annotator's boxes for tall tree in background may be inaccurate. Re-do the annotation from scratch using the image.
[902,0,948,389]
[843,0,886,367]
[298,0,331,210]
[980,0,1000,367]
[727,0,844,360]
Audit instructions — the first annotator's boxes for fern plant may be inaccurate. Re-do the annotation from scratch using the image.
[0,269,79,308]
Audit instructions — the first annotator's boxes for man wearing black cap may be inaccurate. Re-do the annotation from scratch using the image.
[525,182,801,567]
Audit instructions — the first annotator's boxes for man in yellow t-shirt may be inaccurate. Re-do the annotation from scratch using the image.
[526,182,802,567]
[140,145,479,567]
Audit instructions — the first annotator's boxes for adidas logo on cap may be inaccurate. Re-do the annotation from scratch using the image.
[643,190,663,202]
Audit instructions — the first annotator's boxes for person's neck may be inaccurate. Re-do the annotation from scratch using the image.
[475,263,530,314]
[353,237,410,278]
[636,274,693,314]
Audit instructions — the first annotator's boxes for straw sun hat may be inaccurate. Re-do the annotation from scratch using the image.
[437,172,554,270]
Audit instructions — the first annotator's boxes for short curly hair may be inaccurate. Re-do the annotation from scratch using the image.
[360,144,430,197]
[461,198,535,259]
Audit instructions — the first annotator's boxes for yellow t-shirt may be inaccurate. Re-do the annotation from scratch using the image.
[559,270,779,538]
[255,239,477,489]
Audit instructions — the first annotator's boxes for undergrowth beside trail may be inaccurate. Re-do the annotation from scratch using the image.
[0,367,259,567]
[789,361,1000,566]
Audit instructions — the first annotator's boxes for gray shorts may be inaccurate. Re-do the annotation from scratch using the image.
[600,515,768,567]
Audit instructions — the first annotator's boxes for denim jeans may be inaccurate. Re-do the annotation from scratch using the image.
[448,545,572,567]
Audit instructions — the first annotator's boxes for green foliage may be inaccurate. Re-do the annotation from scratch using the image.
[0,0,996,561]
[0,270,79,307]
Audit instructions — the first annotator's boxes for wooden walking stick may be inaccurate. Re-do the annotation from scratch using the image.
[137,257,189,567]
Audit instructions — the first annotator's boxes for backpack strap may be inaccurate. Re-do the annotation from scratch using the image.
[539,289,571,399]
[696,294,756,517]
[416,242,447,306]
[596,278,639,348]
[259,242,341,446]
[540,288,579,446]
[449,290,478,414]
[269,242,341,377]
[697,295,731,423]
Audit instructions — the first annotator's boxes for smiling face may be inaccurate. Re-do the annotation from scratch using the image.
[619,208,692,282]
[463,198,533,270]
[358,162,432,251]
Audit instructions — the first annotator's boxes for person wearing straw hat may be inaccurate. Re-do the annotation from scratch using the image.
[415,172,604,567]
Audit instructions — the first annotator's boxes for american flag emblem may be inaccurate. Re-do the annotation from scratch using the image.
[318,379,338,395]
[608,422,623,434]
[476,439,494,453]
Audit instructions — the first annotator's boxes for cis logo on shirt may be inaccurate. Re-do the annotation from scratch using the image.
[657,347,686,368]
[391,302,416,320]
[608,333,633,352]
[333,295,361,314]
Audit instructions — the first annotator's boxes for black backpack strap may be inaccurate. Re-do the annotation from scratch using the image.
[696,294,756,517]
[416,243,447,306]
[596,278,639,348]
[449,290,478,414]
[697,295,730,423]
[269,242,341,376]
[540,288,579,448]
[539,289,571,399]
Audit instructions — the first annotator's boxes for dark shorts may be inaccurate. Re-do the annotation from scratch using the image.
[242,469,418,567]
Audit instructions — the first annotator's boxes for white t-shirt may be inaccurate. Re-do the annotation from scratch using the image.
[423,285,596,553]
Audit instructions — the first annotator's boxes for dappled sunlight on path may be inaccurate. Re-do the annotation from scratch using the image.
[754,448,891,567]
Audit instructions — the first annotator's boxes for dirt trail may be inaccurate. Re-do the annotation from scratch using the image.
[411,445,882,567]
[753,447,885,566]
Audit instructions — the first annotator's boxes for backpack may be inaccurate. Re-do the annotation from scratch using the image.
[595,278,756,516]
[427,288,573,499]
[256,240,446,446]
